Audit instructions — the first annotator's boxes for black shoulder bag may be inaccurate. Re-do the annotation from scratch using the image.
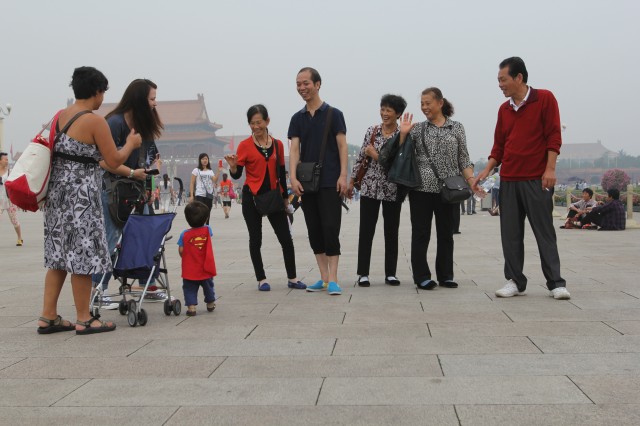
[295,107,334,194]
[419,126,472,204]
[254,140,286,216]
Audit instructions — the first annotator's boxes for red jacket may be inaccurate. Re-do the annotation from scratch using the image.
[180,226,216,280]
[236,137,285,195]
[490,88,562,181]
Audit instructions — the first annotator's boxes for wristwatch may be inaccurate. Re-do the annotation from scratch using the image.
[129,168,135,178]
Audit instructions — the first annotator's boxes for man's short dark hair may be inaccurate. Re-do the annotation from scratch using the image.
[583,188,594,198]
[499,57,528,84]
[0,152,7,161]
[380,94,407,117]
[607,188,620,200]
[184,201,210,228]
[298,67,321,85]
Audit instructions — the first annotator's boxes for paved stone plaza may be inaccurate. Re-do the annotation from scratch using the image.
[0,203,639,425]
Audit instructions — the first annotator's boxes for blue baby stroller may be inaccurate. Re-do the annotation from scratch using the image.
[91,178,183,326]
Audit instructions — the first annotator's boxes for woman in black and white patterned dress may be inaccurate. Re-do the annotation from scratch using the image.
[37,67,141,335]
[349,94,407,287]
[398,87,475,291]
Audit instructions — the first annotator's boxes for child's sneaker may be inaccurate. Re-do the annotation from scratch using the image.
[306,280,326,292]
[186,305,197,316]
[327,281,342,295]
[206,301,216,312]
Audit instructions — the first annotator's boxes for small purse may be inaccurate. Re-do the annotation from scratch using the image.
[296,107,333,194]
[353,126,378,190]
[387,134,421,189]
[254,140,285,216]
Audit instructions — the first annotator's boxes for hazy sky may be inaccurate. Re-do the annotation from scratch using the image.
[1,0,639,161]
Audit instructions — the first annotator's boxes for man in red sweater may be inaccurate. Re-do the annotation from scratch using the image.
[474,57,570,300]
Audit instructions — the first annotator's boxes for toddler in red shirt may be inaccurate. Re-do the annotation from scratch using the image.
[178,201,217,316]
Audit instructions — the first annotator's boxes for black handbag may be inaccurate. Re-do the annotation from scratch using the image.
[296,107,333,194]
[378,133,400,171]
[254,140,285,216]
[387,134,421,189]
[107,177,144,227]
[418,127,473,204]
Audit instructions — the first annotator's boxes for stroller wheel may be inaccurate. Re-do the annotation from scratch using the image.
[118,300,128,315]
[138,309,148,326]
[163,300,172,316]
[172,299,182,316]
[128,300,137,314]
[127,309,138,327]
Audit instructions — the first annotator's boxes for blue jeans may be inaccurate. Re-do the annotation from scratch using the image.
[92,189,122,291]
[183,278,216,306]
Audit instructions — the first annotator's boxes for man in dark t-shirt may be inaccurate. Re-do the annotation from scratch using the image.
[288,67,348,295]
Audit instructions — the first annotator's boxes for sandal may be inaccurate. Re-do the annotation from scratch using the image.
[75,316,116,335]
[16,239,23,246]
[37,315,76,334]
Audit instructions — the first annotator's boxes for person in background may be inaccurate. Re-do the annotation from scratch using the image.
[560,188,597,229]
[159,173,175,213]
[348,94,407,287]
[489,166,501,215]
[0,151,23,246]
[580,188,626,230]
[218,173,234,219]
[473,56,570,300]
[38,66,142,334]
[225,104,306,291]
[189,153,221,225]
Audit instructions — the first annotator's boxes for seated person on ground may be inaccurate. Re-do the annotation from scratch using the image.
[562,188,597,228]
[581,188,626,231]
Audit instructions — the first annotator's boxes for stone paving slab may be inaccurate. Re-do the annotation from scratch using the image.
[429,321,620,337]
[0,356,227,379]
[248,323,432,339]
[605,320,640,335]
[531,335,640,353]
[570,375,640,403]
[333,336,540,355]
[440,353,640,376]
[129,338,336,357]
[0,407,178,426]
[212,355,443,378]
[455,404,640,426]
[169,405,459,426]
[0,378,88,407]
[55,378,322,406]
[317,376,590,405]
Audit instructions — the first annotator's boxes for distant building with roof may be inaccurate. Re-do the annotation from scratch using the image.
[561,140,619,162]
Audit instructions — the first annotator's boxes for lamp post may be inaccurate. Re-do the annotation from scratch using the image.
[0,103,12,153]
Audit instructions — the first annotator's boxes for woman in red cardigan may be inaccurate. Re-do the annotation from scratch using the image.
[224,104,306,292]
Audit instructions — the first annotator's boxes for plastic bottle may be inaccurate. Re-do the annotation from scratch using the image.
[473,176,496,202]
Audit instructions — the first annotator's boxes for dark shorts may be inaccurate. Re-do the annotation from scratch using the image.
[223,201,232,207]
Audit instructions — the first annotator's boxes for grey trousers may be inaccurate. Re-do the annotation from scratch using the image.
[499,180,566,291]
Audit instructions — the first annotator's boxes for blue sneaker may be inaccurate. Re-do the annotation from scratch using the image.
[258,282,271,291]
[327,281,342,295]
[288,280,307,290]
[306,280,326,292]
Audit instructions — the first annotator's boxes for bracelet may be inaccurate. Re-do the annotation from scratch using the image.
[129,168,135,178]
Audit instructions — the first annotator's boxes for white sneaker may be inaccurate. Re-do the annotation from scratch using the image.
[101,296,119,310]
[550,287,571,300]
[495,280,525,298]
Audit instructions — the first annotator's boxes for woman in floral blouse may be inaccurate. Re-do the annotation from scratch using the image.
[349,94,407,287]
[398,87,474,290]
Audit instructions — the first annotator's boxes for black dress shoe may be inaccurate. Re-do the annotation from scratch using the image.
[385,276,401,286]
[357,276,370,287]
[416,280,437,290]
[439,280,459,288]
